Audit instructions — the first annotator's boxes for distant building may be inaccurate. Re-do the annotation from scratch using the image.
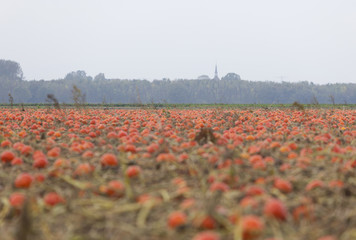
[197,75,211,80]
[197,66,241,81]
[197,65,220,80]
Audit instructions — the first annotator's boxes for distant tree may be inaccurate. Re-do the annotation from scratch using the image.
[1,68,356,104]
[168,83,188,103]
[311,94,320,105]
[94,73,106,81]
[222,73,241,81]
[329,94,335,105]
[65,70,89,81]
[8,93,14,107]
[0,60,23,80]
[71,85,86,108]
[13,87,31,103]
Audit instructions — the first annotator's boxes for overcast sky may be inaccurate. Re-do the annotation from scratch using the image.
[1,0,355,83]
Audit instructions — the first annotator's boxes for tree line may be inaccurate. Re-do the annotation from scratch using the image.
[1,60,355,104]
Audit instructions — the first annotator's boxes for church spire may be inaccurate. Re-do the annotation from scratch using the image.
[214,64,220,80]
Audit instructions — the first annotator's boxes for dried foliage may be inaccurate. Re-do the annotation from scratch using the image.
[195,127,216,145]
[311,94,320,105]
[71,85,86,108]
[46,94,60,110]
[15,200,33,240]
[292,101,304,111]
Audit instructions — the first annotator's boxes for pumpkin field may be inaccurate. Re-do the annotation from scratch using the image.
[0,107,355,240]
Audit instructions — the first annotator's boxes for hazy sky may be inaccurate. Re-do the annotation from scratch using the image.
[1,0,355,83]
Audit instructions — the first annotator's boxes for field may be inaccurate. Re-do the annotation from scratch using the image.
[0,107,355,240]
